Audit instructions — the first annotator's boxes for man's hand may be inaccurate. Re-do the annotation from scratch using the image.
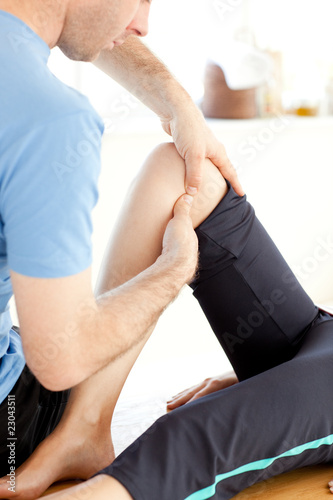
[167,371,239,411]
[95,38,244,198]
[160,193,198,285]
[161,106,244,197]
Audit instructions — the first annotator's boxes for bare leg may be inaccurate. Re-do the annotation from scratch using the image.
[0,144,227,500]
[39,475,133,500]
[96,143,227,286]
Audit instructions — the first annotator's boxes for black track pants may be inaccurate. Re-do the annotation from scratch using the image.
[98,186,333,499]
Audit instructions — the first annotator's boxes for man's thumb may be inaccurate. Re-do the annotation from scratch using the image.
[173,194,193,216]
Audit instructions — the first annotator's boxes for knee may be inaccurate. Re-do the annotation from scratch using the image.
[140,142,186,192]
[128,143,186,217]
[136,141,228,228]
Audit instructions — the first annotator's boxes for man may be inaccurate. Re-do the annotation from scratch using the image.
[0,0,242,498]
[35,143,333,500]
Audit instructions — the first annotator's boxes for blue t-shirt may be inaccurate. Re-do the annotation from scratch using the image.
[0,11,104,403]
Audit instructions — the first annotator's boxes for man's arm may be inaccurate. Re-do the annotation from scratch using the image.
[10,195,198,392]
[95,36,185,124]
[94,36,244,196]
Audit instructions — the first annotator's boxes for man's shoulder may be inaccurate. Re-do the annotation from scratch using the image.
[1,47,103,137]
[33,73,102,130]
[22,67,102,129]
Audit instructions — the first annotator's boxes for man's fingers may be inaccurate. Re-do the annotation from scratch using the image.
[209,145,245,197]
[167,389,199,410]
[184,151,205,195]
[185,144,244,197]
[187,388,210,403]
[162,192,198,283]
[167,383,214,410]
[173,193,194,216]
[167,382,204,408]
[167,394,191,410]
[222,165,244,197]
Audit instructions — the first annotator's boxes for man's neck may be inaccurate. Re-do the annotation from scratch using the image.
[0,0,66,48]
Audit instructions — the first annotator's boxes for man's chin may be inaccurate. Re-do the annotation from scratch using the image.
[58,44,102,63]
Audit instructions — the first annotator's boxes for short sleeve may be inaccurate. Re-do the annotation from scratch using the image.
[1,111,104,278]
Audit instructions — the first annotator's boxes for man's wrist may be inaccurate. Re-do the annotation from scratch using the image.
[154,252,196,289]
[158,83,195,123]
[159,92,206,138]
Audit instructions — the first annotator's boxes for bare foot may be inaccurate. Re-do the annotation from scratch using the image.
[0,421,115,500]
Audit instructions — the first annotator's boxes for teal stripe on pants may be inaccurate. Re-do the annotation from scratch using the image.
[184,434,333,500]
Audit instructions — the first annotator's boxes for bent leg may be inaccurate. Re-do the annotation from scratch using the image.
[31,148,330,499]
[37,152,330,499]
[93,162,332,498]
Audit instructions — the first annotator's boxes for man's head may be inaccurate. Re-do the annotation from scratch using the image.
[58,0,151,61]
[0,0,151,61]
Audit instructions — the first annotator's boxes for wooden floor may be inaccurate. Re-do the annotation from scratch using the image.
[233,464,333,499]
[41,464,333,498]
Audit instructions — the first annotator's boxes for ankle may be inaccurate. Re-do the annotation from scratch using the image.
[61,399,115,432]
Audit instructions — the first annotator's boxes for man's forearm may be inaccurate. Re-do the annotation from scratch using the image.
[26,257,191,392]
[56,254,194,390]
[91,257,186,366]
[94,36,193,122]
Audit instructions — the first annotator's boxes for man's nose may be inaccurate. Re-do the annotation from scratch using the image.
[127,3,150,37]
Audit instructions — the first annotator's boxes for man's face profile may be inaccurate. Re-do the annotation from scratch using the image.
[58,0,151,61]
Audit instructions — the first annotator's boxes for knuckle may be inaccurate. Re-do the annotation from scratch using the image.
[188,149,205,161]
[190,173,203,185]
[209,379,220,389]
